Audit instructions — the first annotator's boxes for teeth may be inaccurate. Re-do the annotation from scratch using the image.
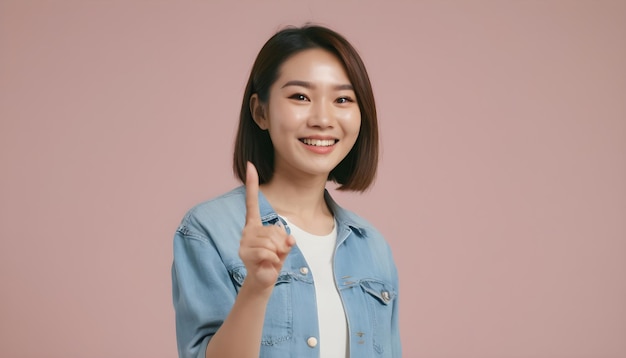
[302,138,335,147]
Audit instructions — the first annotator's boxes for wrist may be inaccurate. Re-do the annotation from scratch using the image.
[239,278,274,301]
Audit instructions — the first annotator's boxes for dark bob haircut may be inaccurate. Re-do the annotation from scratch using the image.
[233,24,379,192]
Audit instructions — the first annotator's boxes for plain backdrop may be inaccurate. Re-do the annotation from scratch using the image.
[1,1,625,357]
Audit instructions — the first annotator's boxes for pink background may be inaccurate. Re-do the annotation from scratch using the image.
[1,1,625,357]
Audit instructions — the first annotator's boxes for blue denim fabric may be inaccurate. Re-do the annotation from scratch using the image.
[172,186,401,358]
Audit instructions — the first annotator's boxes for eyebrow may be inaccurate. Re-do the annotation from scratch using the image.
[281,80,353,91]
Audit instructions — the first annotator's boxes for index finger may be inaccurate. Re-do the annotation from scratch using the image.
[245,161,261,225]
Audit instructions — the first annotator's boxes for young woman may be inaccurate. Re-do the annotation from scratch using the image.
[172,25,401,358]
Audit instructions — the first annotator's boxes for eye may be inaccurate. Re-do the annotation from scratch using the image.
[336,96,355,104]
[289,93,309,101]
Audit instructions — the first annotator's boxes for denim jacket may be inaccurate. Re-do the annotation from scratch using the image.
[172,186,401,358]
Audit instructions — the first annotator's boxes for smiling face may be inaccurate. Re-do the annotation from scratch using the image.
[251,48,361,182]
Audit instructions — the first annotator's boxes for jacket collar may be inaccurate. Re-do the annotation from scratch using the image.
[253,186,369,237]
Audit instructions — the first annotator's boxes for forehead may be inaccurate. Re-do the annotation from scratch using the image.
[275,48,351,84]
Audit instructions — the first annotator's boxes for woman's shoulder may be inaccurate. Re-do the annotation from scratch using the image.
[177,186,247,237]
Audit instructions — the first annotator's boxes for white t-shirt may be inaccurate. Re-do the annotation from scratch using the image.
[283,217,348,358]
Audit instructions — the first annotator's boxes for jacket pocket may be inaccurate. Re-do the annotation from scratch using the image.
[359,278,397,355]
[229,265,293,346]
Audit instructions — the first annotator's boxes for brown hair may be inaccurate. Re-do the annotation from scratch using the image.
[233,24,379,192]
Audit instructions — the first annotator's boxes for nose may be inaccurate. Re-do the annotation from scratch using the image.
[308,100,334,128]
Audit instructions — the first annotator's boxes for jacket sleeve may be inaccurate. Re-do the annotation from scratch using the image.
[171,214,238,358]
[391,271,402,356]
[390,250,402,357]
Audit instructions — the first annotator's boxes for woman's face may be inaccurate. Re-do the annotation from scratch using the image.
[253,48,361,181]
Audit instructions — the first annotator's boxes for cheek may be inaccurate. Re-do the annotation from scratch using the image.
[341,111,362,137]
[268,104,307,131]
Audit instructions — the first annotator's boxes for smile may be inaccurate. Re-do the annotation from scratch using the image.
[300,138,338,147]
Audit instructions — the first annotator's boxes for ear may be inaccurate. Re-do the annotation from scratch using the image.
[249,94,268,130]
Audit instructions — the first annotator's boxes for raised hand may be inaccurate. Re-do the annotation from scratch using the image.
[239,162,295,292]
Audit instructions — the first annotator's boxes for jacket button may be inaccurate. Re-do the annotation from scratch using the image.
[299,267,309,275]
[306,336,318,348]
[382,291,390,302]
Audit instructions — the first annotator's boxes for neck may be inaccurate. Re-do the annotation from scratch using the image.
[259,171,333,229]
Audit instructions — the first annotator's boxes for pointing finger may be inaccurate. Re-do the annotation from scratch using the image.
[245,161,261,225]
